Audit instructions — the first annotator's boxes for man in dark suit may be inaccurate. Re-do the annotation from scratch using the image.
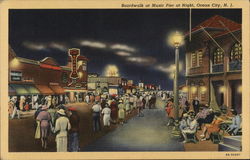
[192,97,200,115]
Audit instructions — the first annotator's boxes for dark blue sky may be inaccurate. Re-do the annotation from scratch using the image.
[9,9,241,90]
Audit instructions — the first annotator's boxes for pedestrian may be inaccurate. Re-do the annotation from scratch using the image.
[92,101,102,132]
[19,96,25,111]
[8,97,15,118]
[192,97,200,115]
[85,94,90,104]
[11,96,20,119]
[132,95,137,110]
[166,98,174,126]
[118,100,125,124]
[36,105,51,149]
[136,96,144,117]
[101,103,111,127]
[110,99,118,123]
[142,97,146,109]
[125,97,131,115]
[47,104,57,128]
[90,94,95,104]
[68,107,80,152]
[33,95,39,110]
[54,109,71,152]
[100,98,106,109]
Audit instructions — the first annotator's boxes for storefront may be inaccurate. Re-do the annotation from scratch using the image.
[9,46,89,106]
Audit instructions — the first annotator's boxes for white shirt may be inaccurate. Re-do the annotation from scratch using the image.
[188,119,198,131]
[102,107,111,115]
[92,104,102,112]
[54,116,71,138]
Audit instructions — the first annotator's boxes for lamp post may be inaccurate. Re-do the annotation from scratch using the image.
[168,31,183,137]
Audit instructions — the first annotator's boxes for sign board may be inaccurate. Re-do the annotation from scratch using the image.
[10,71,22,81]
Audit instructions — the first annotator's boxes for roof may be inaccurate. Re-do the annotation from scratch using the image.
[17,57,39,65]
[40,57,59,66]
[186,15,241,38]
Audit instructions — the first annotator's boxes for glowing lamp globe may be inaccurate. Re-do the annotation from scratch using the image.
[168,31,184,47]
[173,31,183,47]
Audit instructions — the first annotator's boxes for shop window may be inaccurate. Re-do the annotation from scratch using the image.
[213,48,224,64]
[230,43,242,61]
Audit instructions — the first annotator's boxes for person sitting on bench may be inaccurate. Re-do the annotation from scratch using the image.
[179,113,190,131]
[226,110,241,136]
[200,112,224,141]
[196,107,214,129]
[181,114,198,143]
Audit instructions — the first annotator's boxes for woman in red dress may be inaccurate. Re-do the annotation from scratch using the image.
[200,112,224,141]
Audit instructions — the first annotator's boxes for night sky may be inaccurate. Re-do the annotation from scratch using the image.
[9,9,241,90]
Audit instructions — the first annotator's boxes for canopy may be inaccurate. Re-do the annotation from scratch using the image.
[35,85,54,95]
[49,85,65,94]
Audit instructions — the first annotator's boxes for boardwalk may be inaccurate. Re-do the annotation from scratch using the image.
[82,98,185,151]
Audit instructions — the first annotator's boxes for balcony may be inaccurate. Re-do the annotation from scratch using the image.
[229,60,242,71]
[212,64,224,73]
[188,67,202,75]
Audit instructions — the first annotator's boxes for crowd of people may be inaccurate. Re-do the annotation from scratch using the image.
[8,95,71,119]
[89,92,159,132]
[8,91,242,151]
[34,104,79,152]
[164,96,242,144]
[8,91,162,152]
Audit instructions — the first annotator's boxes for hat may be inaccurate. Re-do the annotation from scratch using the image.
[183,113,188,118]
[205,104,209,107]
[119,100,123,103]
[68,107,77,111]
[57,109,66,115]
[42,105,49,110]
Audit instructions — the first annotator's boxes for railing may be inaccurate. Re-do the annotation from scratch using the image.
[212,64,224,73]
[229,60,242,71]
[188,66,202,75]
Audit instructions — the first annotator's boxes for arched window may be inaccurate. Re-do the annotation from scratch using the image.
[213,48,224,64]
[230,43,242,61]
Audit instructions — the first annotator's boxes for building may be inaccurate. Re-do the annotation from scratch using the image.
[9,46,88,103]
[88,76,124,95]
[184,15,242,113]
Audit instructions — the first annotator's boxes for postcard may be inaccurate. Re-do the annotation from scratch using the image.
[0,0,249,159]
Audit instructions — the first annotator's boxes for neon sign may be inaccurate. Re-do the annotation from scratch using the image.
[40,63,61,70]
[68,48,80,79]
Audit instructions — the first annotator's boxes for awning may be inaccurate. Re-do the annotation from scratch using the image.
[35,85,54,95]
[23,84,40,95]
[10,84,29,95]
[9,85,16,96]
[9,84,40,95]
[49,85,65,94]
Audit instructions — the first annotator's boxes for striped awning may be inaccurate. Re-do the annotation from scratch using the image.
[9,84,40,95]
[35,85,54,95]
[49,85,65,94]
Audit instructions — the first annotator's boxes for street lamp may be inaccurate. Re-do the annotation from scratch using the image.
[168,31,184,137]
[170,31,183,120]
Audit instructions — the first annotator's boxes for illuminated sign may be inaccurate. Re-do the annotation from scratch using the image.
[40,63,61,70]
[10,71,22,81]
[68,48,80,79]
